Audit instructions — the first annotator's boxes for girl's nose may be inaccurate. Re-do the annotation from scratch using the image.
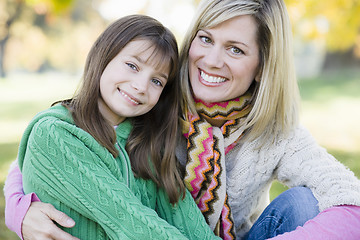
[131,76,148,93]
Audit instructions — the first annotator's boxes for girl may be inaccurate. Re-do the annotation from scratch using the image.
[5,14,219,240]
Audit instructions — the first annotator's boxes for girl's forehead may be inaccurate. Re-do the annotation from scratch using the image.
[120,39,171,74]
[134,40,171,69]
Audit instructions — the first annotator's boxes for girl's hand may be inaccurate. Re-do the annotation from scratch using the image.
[22,202,80,240]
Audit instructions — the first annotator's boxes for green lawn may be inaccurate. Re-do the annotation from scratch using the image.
[1,71,359,239]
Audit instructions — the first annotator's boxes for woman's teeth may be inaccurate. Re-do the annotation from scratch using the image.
[201,71,226,83]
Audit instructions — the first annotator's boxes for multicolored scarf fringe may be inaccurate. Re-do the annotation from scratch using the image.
[183,92,252,239]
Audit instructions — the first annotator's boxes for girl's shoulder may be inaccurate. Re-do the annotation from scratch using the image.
[30,104,73,124]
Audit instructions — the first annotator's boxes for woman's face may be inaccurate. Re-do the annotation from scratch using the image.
[99,39,169,125]
[188,15,260,103]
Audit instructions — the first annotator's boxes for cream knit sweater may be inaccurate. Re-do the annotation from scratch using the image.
[176,125,360,239]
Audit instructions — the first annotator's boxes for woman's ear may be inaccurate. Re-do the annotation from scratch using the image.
[255,71,261,82]
[254,64,261,82]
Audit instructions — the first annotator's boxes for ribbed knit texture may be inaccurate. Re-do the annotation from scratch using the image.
[18,105,220,240]
[176,124,360,239]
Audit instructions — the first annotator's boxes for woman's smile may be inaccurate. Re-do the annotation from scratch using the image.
[200,69,227,85]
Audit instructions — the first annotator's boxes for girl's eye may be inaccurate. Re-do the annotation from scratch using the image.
[230,46,244,55]
[200,36,212,44]
[151,78,163,87]
[126,62,138,71]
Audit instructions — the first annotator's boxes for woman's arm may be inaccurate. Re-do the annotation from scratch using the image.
[4,160,79,240]
[269,205,360,240]
[276,126,360,210]
[20,118,216,239]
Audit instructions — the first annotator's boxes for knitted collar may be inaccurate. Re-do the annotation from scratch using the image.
[182,91,252,239]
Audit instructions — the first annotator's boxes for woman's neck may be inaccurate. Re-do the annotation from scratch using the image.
[202,115,226,128]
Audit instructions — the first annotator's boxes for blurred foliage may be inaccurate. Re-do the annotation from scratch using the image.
[0,0,106,77]
[285,0,360,53]
[0,0,359,76]
[25,0,73,14]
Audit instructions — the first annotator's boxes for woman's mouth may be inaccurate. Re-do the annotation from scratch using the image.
[200,70,226,84]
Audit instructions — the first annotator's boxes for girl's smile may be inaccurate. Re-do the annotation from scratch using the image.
[118,89,141,105]
[99,39,169,125]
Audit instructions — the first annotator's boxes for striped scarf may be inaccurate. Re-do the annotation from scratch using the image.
[182,91,252,239]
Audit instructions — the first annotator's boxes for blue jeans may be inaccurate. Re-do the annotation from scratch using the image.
[244,187,319,240]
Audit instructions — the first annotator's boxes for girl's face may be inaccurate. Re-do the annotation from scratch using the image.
[188,15,260,103]
[99,39,169,125]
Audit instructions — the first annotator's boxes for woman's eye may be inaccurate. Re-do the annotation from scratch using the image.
[126,62,138,71]
[231,47,244,55]
[200,36,212,44]
[151,78,163,87]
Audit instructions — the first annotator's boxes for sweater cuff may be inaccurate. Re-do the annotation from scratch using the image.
[4,161,40,240]
[268,205,360,240]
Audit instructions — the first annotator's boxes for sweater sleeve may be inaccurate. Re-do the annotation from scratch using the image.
[4,160,40,240]
[19,117,203,240]
[155,188,221,240]
[276,126,360,210]
[268,205,360,240]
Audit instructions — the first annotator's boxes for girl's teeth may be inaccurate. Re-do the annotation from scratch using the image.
[201,71,226,83]
[120,91,139,105]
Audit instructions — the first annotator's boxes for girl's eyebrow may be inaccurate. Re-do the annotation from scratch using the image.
[132,55,169,79]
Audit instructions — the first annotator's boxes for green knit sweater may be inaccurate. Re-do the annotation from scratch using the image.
[18,105,219,240]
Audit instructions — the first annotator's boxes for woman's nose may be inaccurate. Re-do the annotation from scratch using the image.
[203,46,224,68]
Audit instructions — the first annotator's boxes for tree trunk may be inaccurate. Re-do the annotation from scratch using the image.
[0,35,9,78]
[0,1,24,78]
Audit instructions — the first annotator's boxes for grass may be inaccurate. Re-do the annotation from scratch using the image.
[1,70,360,239]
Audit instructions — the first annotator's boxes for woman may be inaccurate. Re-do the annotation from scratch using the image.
[5,0,360,239]
[177,0,360,239]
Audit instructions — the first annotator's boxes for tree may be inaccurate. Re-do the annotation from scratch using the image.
[0,0,74,78]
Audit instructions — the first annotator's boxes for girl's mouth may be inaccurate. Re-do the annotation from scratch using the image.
[118,89,141,105]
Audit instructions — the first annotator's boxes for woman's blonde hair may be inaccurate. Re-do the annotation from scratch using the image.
[179,0,300,144]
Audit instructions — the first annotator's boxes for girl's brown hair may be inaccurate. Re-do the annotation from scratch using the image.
[59,15,184,204]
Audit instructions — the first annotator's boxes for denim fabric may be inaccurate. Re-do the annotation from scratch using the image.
[244,187,320,240]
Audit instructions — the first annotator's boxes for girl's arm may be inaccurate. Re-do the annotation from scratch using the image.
[269,205,360,240]
[4,160,78,240]
[156,186,221,240]
[20,118,217,239]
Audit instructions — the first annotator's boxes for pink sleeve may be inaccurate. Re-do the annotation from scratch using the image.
[268,205,360,240]
[4,160,40,240]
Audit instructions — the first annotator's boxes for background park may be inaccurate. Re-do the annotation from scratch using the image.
[1,0,359,239]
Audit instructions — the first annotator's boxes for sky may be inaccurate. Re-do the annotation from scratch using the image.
[97,0,196,38]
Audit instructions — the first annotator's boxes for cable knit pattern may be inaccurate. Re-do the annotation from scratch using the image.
[18,105,220,240]
[176,125,360,239]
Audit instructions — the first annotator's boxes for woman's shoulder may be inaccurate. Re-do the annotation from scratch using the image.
[236,125,317,155]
